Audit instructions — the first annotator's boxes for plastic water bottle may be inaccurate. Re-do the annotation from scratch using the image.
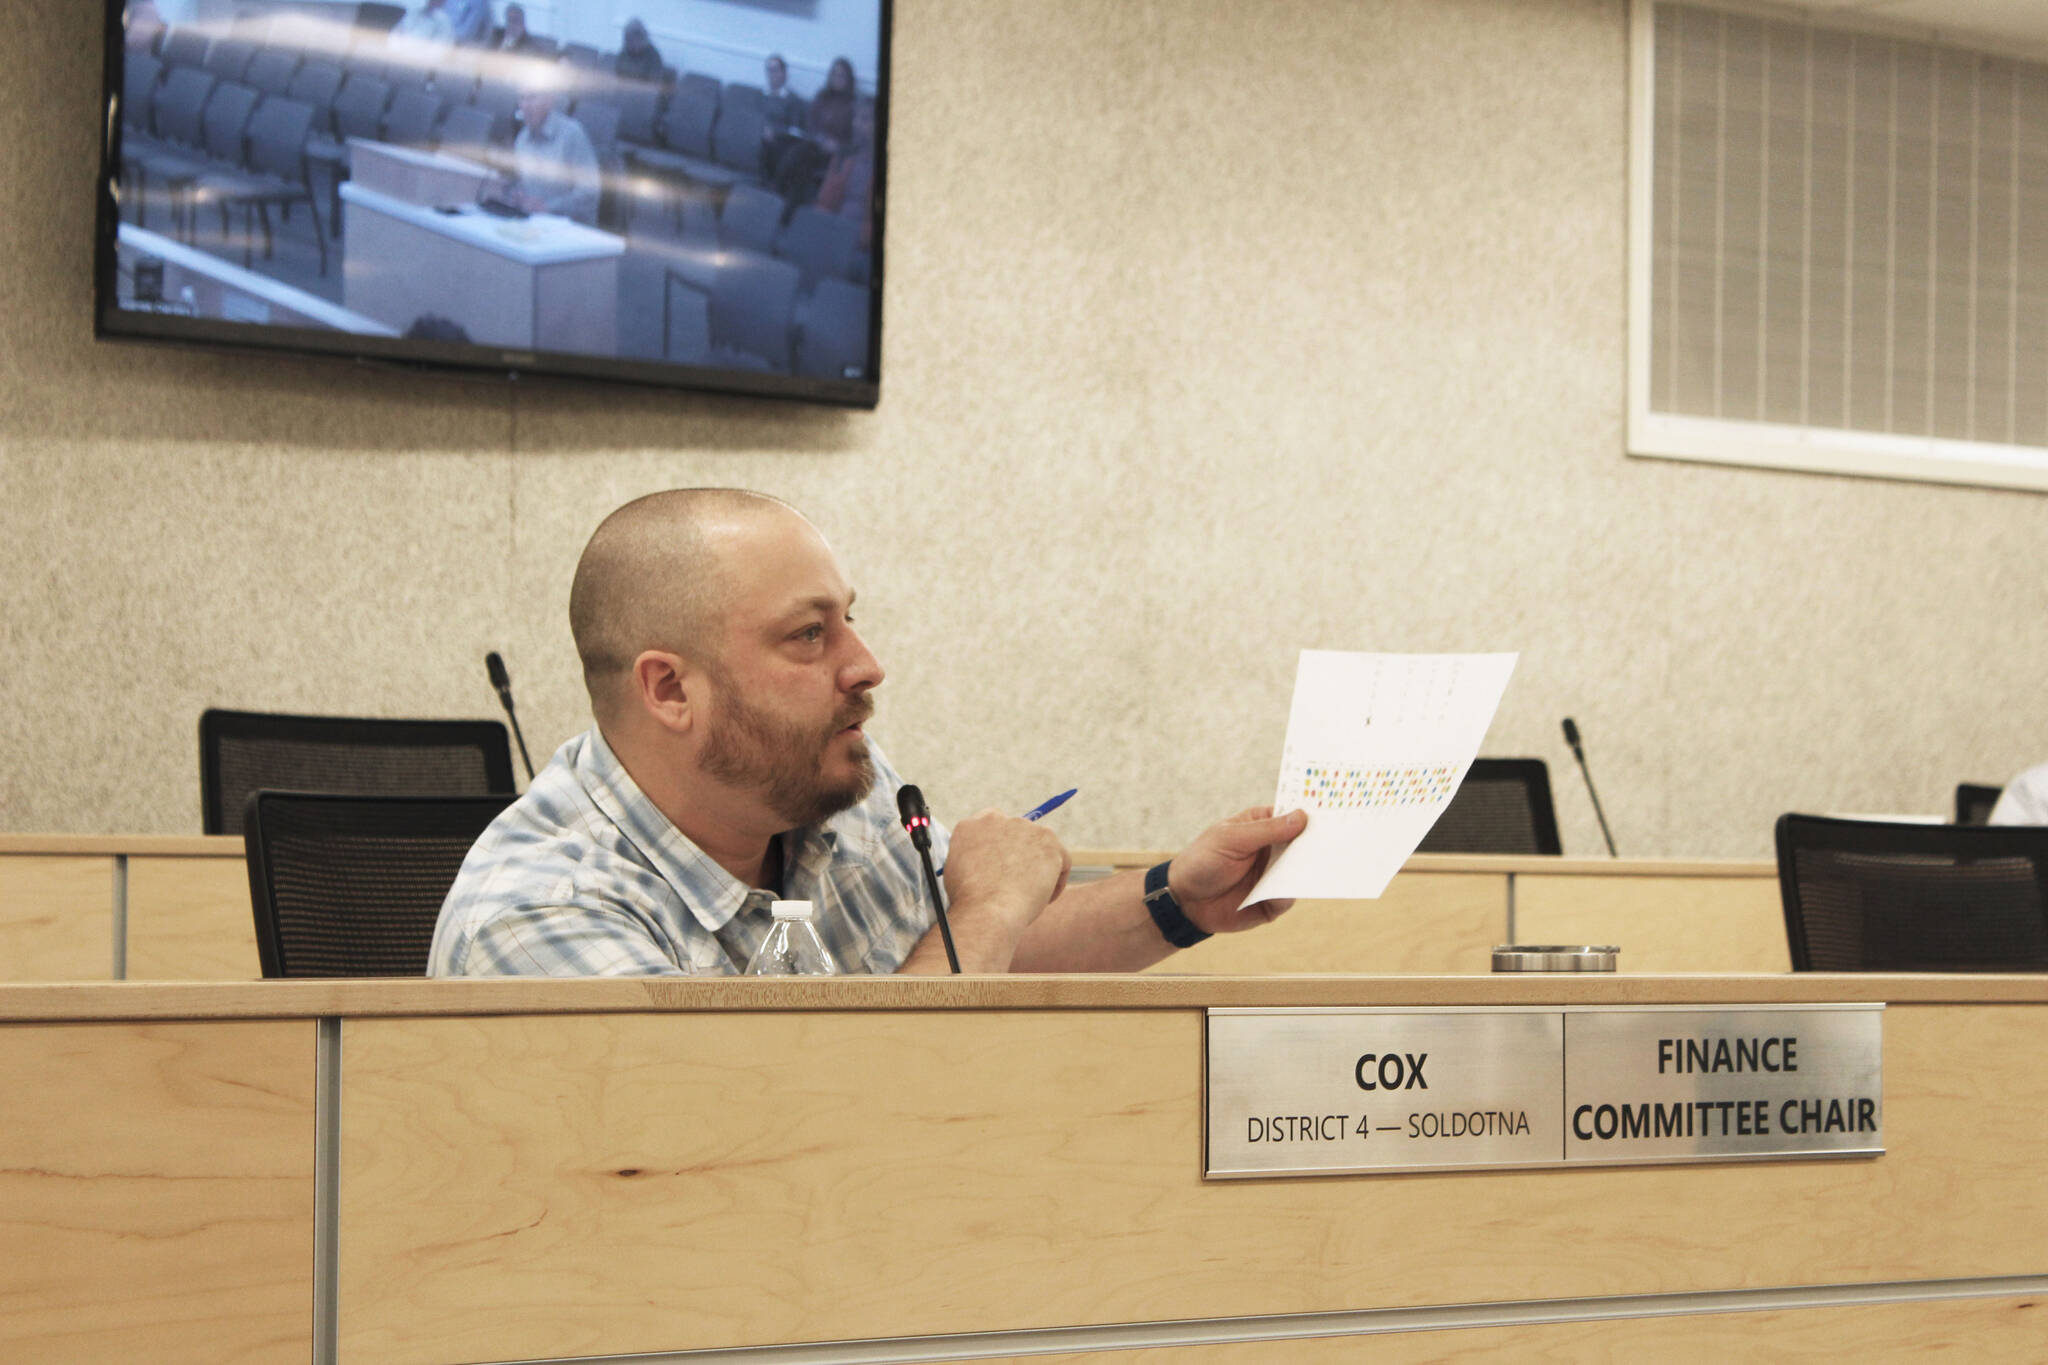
[743,901,841,976]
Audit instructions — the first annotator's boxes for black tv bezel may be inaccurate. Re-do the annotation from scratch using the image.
[92,0,889,410]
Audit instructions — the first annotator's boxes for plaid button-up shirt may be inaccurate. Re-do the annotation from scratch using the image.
[428,727,948,977]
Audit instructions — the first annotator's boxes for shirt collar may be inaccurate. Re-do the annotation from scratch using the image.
[574,727,853,934]
[576,727,756,933]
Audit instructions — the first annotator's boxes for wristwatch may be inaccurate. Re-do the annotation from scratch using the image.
[1143,861,1211,948]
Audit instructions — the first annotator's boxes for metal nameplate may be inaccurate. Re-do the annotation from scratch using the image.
[1564,1006,1884,1163]
[1206,1008,1565,1177]
[1205,1004,1883,1179]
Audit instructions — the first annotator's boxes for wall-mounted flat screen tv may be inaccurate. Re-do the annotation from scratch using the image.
[95,0,888,407]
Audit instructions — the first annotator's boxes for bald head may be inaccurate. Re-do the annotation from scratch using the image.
[569,488,801,719]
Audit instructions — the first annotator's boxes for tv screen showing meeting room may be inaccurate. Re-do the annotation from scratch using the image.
[97,0,888,405]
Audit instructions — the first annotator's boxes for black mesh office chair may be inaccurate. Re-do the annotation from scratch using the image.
[1955,784,2004,826]
[1416,758,1563,856]
[200,709,517,834]
[244,791,514,977]
[1775,814,2048,972]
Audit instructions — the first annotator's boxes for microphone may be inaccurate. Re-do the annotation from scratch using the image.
[1561,717,1617,857]
[896,784,960,973]
[485,651,537,784]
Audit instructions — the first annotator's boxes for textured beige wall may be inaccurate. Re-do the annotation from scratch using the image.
[3,0,2043,856]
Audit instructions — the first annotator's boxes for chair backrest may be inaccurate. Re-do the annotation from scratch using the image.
[124,52,163,131]
[777,204,860,287]
[1415,758,1562,856]
[200,81,261,163]
[200,708,517,835]
[436,104,495,161]
[383,88,446,147]
[659,80,717,158]
[711,96,763,171]
[245,96,316,178]
[1956,783,2004,826]
[245,791,512,977]
[159,25,210,69]
[571,97,621,154]
[355,3,408,35]
[795,277,871,380]
[203,35,258,83]
[708,250,800,371]
[244,46,301,97]
[469,79,520,143]
[152,66,219,146]
[331,74,394,141]
[1775,814,2048,971]
[287,60,345,132]
[612,82,662,146]
[719,182,782,253]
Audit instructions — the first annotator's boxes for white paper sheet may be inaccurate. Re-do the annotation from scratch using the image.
[1246,651,1518,902]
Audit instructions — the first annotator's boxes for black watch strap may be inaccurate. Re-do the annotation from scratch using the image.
[1144,861,1211,948]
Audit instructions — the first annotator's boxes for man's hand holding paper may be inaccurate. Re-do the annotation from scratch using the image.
[1247,651,1519,903]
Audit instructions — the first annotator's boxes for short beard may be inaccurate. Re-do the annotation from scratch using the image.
[700,670,876,828]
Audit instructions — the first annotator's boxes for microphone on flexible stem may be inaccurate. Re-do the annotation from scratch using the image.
[895,784,960,973]
[1561,717,1618,858]
[485,651,537,784]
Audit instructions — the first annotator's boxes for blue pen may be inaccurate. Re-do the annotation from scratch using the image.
[936,789,1076,874]
[1022,788,1079,822]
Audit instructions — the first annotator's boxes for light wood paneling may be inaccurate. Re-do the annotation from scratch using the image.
[0,856,110,981]
[5,973,2045,1024]
[1160,873,1506,975]
[985,1295,2048,1362]
[0,1020,315,1365]
[0,836,241,856]
[126,855,258,980]
[1515,874,1790,973]
[337,1002,2048,1364]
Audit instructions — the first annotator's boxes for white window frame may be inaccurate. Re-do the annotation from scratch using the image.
[1625,0,2048,494]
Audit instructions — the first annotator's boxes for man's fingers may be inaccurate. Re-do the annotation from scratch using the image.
[1219,808,1308,850]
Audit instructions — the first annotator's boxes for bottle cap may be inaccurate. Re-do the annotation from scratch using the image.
[770,900,815,922]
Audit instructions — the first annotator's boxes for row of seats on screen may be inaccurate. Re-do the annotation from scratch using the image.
[123,32,862,271]
[678,251,872,380]
[124,52,871,292]
[133,21,795,195]
[119,51,332,274]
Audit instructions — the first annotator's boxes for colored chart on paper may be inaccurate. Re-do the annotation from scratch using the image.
[1249,651,1518,902]
[1286,763,1461,810]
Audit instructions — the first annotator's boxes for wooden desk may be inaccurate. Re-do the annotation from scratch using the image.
[4,975,2044,1364]
[1088,849,1786,975]
[0,837,1783,981]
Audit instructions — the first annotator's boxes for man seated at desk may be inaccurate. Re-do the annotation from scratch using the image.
[506,77,600,225]
[430,489,1306,977]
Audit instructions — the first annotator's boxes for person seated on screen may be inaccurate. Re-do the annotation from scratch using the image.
[759,53,805,177]
[508,75,600,224]
[772,56,857,204]
[445,0,491,46]
[816,96,876,251]
[389,0,456,58]
[1989,763,2048,825]
[494,3,535,52]
[428,488,1306,978]
[615,18,664,83]
[762,54,804,130]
